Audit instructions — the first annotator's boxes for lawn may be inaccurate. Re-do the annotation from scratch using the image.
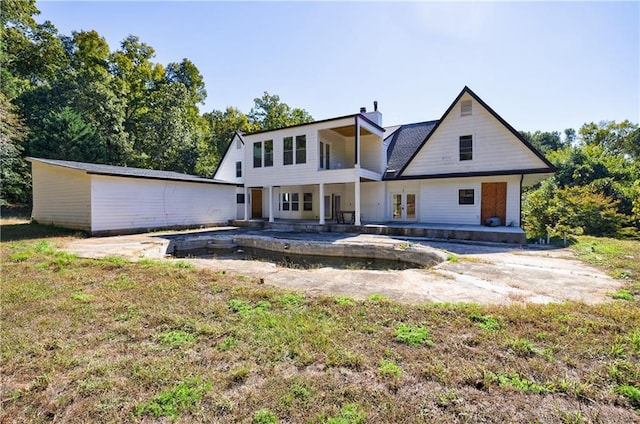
[1,222,639,423]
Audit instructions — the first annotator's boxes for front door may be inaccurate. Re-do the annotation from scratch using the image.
[481,182,507,225]
[251,189,262,219]
[391,192,417,221]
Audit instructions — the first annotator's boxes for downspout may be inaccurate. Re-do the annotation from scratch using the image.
[354,116,359,165]
[519,174,524,228]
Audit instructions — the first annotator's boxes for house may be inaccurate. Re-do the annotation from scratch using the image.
[214,87,555,232]
[28,158,236,235]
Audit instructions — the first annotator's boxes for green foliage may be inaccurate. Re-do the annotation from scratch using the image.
[395,324,433,347]
[135,378,210,419]
[0,94,30,204]
[249,92,313,131]
[378,359,402,378]
[470,313,502,331]
[607,289,635,301]
[253,408,279,424]
[155,330,196,348]
[485,371,550,394]
[615,385,640,408]
[325,403,366,424]
[333,296,356,306]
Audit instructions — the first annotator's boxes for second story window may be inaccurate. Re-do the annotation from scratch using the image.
[283,137,293,165]
[264,140,273,167]
[296,135,306,164]
[253,142,262,168]
[459,135,473,161]
[236,161,242,177]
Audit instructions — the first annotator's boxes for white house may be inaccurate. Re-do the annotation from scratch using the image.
[214,86,555,228]
[28,158,236,235]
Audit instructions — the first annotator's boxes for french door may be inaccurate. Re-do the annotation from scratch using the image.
[391,192,416,221]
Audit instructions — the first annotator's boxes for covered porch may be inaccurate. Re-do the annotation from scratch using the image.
[230,219,527,244]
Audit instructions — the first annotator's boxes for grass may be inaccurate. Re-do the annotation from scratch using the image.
[1,223,640,422]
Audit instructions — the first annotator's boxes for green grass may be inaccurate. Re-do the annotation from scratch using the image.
[1,230,639,422]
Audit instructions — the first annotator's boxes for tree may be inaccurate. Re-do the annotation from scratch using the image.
[579,120,640,158]
[520,130,566,154]
[0,93,30,204]
[29,107,105,163]
[249,92,313,131]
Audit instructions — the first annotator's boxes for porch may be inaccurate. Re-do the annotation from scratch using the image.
[230,219,527,244]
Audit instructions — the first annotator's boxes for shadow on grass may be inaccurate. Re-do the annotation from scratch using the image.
[1,221,84,242]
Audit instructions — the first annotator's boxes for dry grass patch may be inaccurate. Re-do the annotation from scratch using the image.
[1,224,639,422]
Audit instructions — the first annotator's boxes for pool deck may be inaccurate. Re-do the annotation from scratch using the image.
[231,219,526,244]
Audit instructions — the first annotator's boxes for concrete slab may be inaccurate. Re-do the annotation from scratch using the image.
[63,227,622,305]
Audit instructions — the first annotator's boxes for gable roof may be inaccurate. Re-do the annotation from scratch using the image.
[245,112,384,136]
[384,120,438,178]
[392,86,556,179]
[27,157,234,185]
[212,130,245,180]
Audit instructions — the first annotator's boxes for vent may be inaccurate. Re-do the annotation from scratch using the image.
[461,100,472,116]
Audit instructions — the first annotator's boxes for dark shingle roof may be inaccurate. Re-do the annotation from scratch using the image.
[27,158,233,185]
[384,120,438,179]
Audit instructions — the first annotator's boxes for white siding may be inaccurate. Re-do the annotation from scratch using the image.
[214,134,245,184]
[418,175,521,226]
[403,93,548,176]
[31,162,91,231]
[361,182,385,222]
[90,176,236,233]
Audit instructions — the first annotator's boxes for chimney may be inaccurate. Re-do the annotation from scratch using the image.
[360,107,366,113]
[374,101,378,111]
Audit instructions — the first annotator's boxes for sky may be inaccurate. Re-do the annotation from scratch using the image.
[36,1,639,134]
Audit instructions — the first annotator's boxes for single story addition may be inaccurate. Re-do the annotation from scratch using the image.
[28,158,237,236]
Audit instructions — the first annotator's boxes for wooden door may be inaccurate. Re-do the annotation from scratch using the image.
[481,182,507,225]
[251,189,262,219]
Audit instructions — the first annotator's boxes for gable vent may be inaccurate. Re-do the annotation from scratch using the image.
[461,100,472,116]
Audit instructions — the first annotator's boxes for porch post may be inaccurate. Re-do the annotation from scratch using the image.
[244,186,249,221]
[319,183,325,225]
[355,178,361,226]
[268,185,274,222]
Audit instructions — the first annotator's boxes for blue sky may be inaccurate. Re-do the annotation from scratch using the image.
[37,1,638,134]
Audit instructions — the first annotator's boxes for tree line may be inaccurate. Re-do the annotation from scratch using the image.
[1,0,312,205]
[2,0,638,240]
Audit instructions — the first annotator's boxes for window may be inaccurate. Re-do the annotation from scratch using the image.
[281,192,299,211]
[461,100,472,116]
[458,189,475,205]
[296,135,306,164]
[283,137,293,165]
[236,193,245,204]
[235,161,242,178]
[253,142,262,168]
[236,138,242,149]
[303,193,312,211]
[319,141,330,169]
[264,140,273,167]
[459,135,473,161]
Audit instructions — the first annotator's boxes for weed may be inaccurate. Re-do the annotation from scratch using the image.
[608,289,635,301]
[628,329,640,354]
[554,408,585,424]
[100,255,128,267]
[228,298,252,314]
[8,251,31,262]
[228,364,251,384]
[395,323,433,347]
[173,260,194,269]
[333,296,356,306]
[325,403,366,424]
[70,292,94,302]
[367,293,391,304]
[253,408,279,424]
[135,378,211,419]
[508,337,552,359]
[155,330,196,348]
[446,253,458,262]
[470,313,502,331]
[485,371,550,394]
[378,359,402,378]
[436,389,461,408]
[218,336,239,351]
[615,385,640,408]
[279,293,305,307]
